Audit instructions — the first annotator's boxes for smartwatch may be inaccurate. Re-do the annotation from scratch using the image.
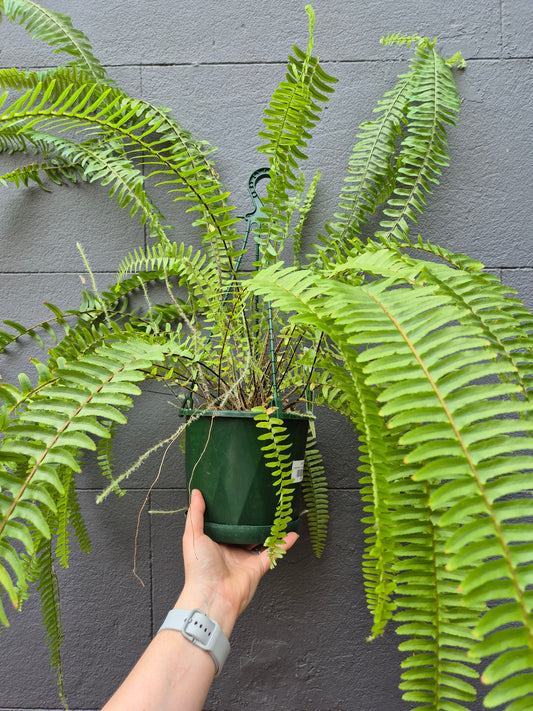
[158,608,230,676]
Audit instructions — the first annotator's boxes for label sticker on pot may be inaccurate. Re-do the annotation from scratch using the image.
[291,460,304,483]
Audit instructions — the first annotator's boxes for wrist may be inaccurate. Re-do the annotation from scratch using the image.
[174,585,238,639]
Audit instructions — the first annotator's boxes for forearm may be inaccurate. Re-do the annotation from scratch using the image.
[102,587,238,711]
[102,490,296,710]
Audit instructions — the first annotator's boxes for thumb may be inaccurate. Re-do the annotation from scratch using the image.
[185,489,206,539]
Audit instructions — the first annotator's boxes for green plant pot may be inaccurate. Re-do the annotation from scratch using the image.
[183,410,309,544]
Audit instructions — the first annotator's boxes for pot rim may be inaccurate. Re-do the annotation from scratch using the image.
[180,408,312,420]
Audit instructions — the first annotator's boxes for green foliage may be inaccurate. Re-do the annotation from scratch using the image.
[311,69,411,260]
[375,43,461,246]
[0,4,332,701]
[250,250,533,709]
[0,0,109,82]
[253,407,299,565]
[1,2,530,709]
[35,535,66,705]
[301,433,328,558]
[256,5,337,265]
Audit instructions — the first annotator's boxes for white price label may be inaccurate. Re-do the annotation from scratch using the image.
[291,460,304,483]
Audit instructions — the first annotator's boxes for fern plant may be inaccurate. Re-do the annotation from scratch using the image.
[0,2,531,710]
[0,1,332,702]
[248,36,533,710]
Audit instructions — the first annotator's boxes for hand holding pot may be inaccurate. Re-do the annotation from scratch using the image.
[177,488,299,634]
[103,488,298,711]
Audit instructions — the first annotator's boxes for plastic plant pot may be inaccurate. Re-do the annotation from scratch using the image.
[183,410,309,544]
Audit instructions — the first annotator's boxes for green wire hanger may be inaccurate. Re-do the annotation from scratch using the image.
[181,168,282,415]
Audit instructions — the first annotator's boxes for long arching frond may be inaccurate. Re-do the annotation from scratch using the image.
[250,260,533,709]
[1,0,109,82]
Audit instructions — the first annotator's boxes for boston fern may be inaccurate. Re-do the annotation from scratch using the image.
[0,1,532,709]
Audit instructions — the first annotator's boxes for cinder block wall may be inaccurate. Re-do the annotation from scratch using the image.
[0,1,531,709]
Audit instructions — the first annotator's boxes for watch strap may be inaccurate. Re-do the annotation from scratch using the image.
[158,608,230,676]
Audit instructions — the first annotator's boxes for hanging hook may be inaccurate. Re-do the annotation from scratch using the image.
[238,166,270,228]
[239,169,282,416]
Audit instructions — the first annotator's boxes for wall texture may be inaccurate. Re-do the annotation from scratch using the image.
[0,1,532,709]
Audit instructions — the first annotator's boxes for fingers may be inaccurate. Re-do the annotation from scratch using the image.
[253,532,300,572]
[279,531,299,553]
[185,490,301,563]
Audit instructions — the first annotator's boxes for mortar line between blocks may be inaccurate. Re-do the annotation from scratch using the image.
[12,55,533,74]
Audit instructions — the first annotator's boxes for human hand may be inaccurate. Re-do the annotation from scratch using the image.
[176,489,298,636]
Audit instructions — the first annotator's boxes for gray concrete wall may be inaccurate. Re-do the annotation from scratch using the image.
[0,1,531,709]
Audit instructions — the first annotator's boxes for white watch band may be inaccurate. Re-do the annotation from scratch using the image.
[158,608,230,676]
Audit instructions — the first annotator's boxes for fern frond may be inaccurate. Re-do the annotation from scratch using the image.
[0,337,168,622]
[446,51,467,70]
[418,263,533,406]
[139,100,239,274]
[138,110,240,282]
[375,43,461,245]
[256,6,337,265]
[390,233,487,272]
[251,261,533,708]
[1,0,109,83]
[332,245,533,407]
[114,240,237,349]
[66,484,90,556]
[54,467,71,569]
[0,534,26,613]
[0,304,71,352]
[96,419,125,497]
[250,266,399,634]
[0,154,84,188]
[35,534,66,706]
[392,472,481,710]
[292,168,320,268]
[253,407,297,566]
[0,82,241,280]
[0,122,37,152]
[0,65,104,95]
[116,240,209,284]
[380,32,435,49]
[312,70,411,262]
[45,317,119,372]
[331,279,533,709]
[301,433,328,558]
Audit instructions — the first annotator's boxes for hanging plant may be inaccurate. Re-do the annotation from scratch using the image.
[1,2,532,710]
